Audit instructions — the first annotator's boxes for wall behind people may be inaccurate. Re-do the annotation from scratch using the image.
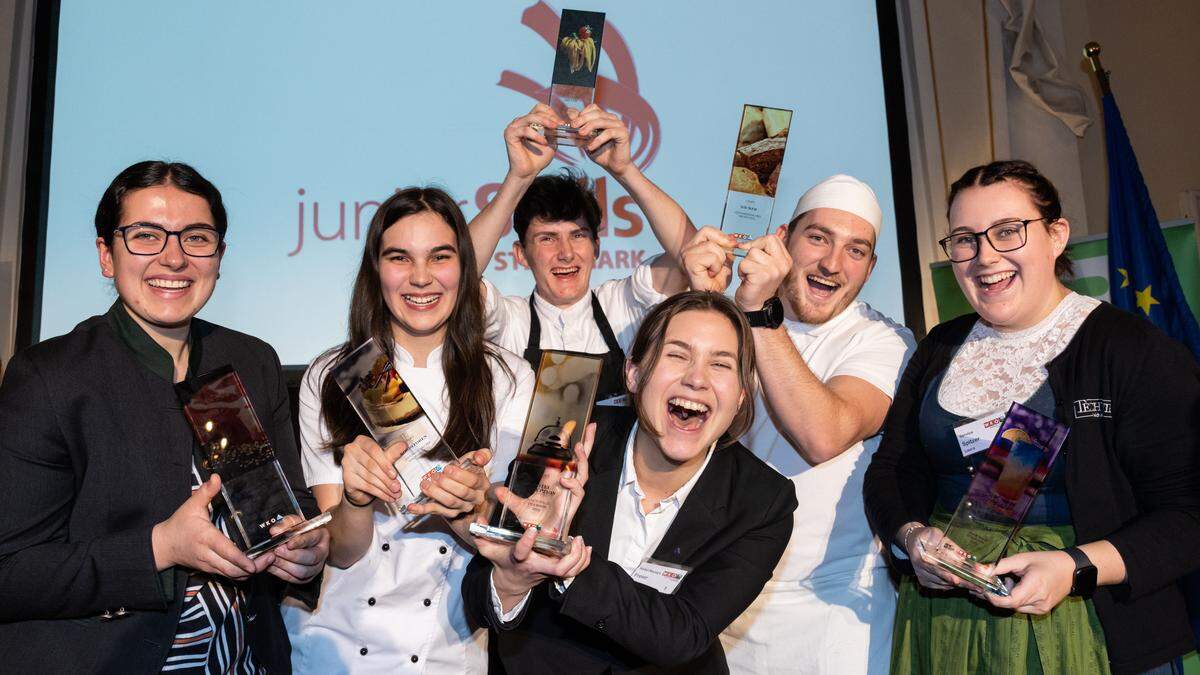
[898,0,1200,329]
[23,1,905,366]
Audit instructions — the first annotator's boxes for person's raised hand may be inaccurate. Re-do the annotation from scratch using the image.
[503,103,563,180]
[681,226,737,293]
[734,231,792,312]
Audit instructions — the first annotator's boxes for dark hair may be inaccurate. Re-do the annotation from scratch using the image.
[627,291,756,447]
[513,169,602,244]
[319,187,507,460]
[947,160,1073,278]
[94,161,228,245]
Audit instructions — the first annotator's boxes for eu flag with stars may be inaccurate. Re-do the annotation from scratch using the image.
[1103,91,1200,652]
[1103,92,1200,360]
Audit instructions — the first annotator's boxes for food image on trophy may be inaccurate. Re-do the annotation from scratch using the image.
[721,104,793,255]
[329,338,457,512]
[545,8,606,146]
[470,350,603,556]
[919,402,1068,596]
[177,366,332,559]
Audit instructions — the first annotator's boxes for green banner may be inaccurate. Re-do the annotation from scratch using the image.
[931,220,1200,323]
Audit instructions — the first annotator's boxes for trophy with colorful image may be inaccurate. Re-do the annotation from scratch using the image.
[919,402,1069,595]
[720,104,793,255]
[470,350,603,556]
[177,367,332,558]
[543,8,606,146]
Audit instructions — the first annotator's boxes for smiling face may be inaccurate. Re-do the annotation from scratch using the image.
[781,208,877,324]
[948,181,1069,331]
[513,217,597,308]
[626,309,747,466]
[378,210,462,344]
[96,185,222,330]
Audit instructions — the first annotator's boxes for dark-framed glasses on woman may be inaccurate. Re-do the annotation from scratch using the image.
[114,222,223,257]
[939,217,1047,263]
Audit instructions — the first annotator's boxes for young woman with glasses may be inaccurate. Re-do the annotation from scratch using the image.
[0,161,329,673]
[281,187,536,672]
[864,160,1200,674]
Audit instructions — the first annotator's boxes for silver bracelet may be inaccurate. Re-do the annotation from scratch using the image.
[900,522,925,552]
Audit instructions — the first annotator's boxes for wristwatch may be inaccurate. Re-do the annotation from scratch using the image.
[1063,546,1098,597]
[743,296,784,329]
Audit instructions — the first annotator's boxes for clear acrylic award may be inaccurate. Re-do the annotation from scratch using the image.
[919,402,1069,595]
[720,104,793,256]
[470,350,603,556]
[545,9,606,146]
[328,338,464,513]
[177,367,331,559]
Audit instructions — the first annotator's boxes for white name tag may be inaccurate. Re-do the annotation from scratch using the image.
[596,393,632,407]
[953,412,1006,457]
[630,558,691,594]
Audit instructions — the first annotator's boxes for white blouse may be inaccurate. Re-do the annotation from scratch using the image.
[938,292,1100,418]
[282,342,535,674]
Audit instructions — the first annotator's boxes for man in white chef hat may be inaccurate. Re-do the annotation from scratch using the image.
[682,174,915,674]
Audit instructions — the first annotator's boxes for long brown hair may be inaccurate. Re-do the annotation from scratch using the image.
[626,291,757,447]
[319,187,507,460]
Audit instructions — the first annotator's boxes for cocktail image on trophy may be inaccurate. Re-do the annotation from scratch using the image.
[918,402,1068,595]
[177,367,332,559]
[544,9,606,147]
[470,350,602,556]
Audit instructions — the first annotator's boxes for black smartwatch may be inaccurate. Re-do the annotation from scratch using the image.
[1063,546,1097,597]
[743,296,784,329]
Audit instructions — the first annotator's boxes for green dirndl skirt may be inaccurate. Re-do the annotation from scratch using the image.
[890,510,1111,675]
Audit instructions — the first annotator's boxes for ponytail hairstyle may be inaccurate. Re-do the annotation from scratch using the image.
[318,187,508,460]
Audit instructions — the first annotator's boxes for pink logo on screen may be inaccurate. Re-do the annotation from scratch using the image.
[498,2,661,170]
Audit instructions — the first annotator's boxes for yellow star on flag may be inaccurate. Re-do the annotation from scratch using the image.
[1135,285,1159,316]
[1117,268,1130,288]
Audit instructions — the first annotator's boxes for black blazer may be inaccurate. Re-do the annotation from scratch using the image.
[464,414,798,674]
[0,314,316,674]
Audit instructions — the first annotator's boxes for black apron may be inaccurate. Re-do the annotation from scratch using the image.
[523,292,635,430]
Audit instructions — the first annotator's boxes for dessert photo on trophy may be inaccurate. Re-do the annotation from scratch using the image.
[721,103,793,253]
[545,8,606,146]
[470,350,603,556]
[177,366,332,558]
[329,338,458,511]
[918,402,1069,595]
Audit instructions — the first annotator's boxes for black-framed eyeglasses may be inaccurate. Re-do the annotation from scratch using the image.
[114,222,224,257]
[938,217,1047,263]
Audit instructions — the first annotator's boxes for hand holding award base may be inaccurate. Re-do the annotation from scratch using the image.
[918,402,1069,595]
[177,367,332,559]
[470,350,602,556]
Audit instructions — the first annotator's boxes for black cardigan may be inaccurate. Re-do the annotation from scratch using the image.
[863,302,1200,674]
[0,313,316,674]
[463,413,798,674]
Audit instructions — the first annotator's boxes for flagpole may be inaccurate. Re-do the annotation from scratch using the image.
[1084,42,1112,97]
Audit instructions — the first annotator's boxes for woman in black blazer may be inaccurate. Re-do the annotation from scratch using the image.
[0,161,329,674]
[463,291,798,674]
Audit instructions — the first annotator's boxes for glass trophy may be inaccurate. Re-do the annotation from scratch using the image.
[545,9,606,146]
[177,367,331,559]
[919,402,1069,595]
[719,104,793,256]
[328,338,465,513]
[470,350,603,556]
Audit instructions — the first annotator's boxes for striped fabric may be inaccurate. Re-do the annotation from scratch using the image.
[162,466,262,674]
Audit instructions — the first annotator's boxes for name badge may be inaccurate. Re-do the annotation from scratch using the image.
[953,411,1006,457]
[596,393,632,407]
[631,558,691,594]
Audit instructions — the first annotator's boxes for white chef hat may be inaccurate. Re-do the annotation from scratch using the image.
[790,174,883,235]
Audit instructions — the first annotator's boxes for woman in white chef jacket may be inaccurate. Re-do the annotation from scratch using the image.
[282,187,535,673]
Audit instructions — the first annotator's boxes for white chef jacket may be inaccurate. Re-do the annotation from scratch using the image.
[282,342,535,674]
[481,256,667,356]
[720,301,915,675]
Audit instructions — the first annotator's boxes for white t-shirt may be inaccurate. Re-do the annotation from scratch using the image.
[481,256,667,356]
[721,300,914,675]
[282,342,535,675]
